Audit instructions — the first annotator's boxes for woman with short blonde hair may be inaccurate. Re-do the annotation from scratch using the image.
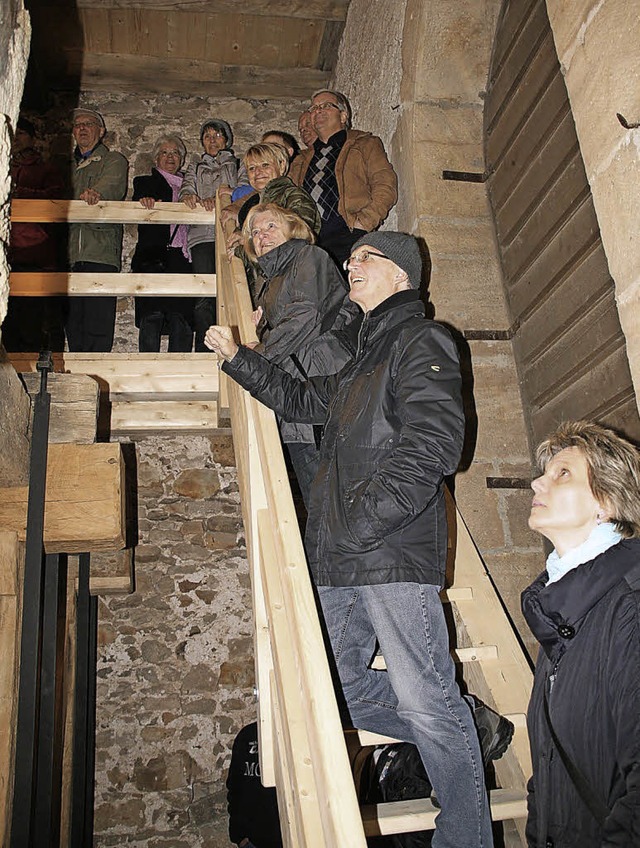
[522,420,640,847]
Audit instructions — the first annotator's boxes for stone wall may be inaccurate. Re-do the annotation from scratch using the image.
[95,433,251,847]
[0,0,31,486]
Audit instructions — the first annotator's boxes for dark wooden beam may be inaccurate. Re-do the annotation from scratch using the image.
[59,51,331,97]
[54,0,350,21]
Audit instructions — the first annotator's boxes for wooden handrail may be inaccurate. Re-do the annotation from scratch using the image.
[10,271,216,297]
[10,198,214,224]
[214,195,368,846]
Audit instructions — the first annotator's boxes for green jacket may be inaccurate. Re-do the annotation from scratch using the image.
[69,143,128,269]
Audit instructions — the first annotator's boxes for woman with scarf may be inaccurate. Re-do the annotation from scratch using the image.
[180,118,247,350]
[131,134,194,352]
[522,420,640,847]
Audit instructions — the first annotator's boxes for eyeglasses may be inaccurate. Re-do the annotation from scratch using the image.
[343,249,393,270]
[73,121,100,129]
[203,130,226,139]
[309,102,341,114]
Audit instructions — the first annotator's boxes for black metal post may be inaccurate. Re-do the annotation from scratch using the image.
[11,351,53,848]
[70,552,97,848]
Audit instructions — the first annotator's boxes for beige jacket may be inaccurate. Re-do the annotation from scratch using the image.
[289,129,397,233]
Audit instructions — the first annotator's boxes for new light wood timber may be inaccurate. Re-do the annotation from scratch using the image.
[109,400,218,433]
[0,533,20,848]
[257,511,328,846]
[73,0,350,20]
[371,643,498,670]
[19,373,99,444]
[10,272,216,297]
[11,353,219,396]
[10,199,214,225]
[0,443,125,553]
[361,789,528,837]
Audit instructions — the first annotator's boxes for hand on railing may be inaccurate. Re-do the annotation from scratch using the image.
[138,197,156,209]
[182,193,199,209]
[79,188,102,205]
[204,325,239,362]
[226,229,242,259]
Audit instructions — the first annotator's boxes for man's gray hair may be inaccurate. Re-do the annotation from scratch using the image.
[311,89,352,128]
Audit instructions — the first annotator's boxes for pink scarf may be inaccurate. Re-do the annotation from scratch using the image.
[157,167,190,260]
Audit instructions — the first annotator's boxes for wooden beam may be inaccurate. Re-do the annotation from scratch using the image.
[11,352,219,395]
[19,373,99,444]
[70,0,350,21]
[0,443,125,553]
[0,533,19,848]
[361,789,527,837]
[62,52,331,98]
[10,272,216,297]
[11,199,214,224]
[110,400,219,433]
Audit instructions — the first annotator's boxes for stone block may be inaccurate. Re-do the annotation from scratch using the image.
[428,254,511,331]
[455,466,507,551]
[417,217,498,258]
[218,658,254,689]
[408,0,499,103]
[412,101,485,148]
[208,433,236,466]
[467,341,531,460]
[415,170,490,219]
[173,468,221,499]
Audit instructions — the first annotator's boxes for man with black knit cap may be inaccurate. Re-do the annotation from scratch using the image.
[205,232,494,848]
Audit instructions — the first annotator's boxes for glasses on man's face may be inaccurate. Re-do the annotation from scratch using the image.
[343,249,393,271]
[73,121,99,130]
[309,102,341,114]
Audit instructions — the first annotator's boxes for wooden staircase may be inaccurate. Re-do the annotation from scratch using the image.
[6,196,534,845]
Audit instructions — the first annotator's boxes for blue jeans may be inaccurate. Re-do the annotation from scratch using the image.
[318,583,493,848]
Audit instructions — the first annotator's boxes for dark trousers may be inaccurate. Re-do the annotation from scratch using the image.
[66,262,117,352]
[139,312,193,352]
[2,295,65,352]
[319,227,366,272]
[190,242,216,352]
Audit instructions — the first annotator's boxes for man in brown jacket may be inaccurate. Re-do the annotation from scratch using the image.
[289,90,397,268]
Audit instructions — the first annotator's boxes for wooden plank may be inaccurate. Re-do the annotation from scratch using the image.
[371,644,499,670]
[10,353,219,396]
[10,271,216,297]
[11,199,215,225]
[509,196,601,320]
[354,713,528,748]
[110,399,219,432]
[61,51,331,97]
[19,372,99,444]
[0,534,19,848]
[72,0,350,21]
[494,113,580,245]
[361,788,528,837]
[0,444,125,554]
[486,1,550,133]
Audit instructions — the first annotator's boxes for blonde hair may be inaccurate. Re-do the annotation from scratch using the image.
[242,202,315,262]
[243,143,289,180]
[536,420,640,538]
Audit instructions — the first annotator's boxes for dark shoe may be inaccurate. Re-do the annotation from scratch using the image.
[471,697,514,766]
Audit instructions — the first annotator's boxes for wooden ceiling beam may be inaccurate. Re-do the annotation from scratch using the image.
[58,51,331,98]
[68,0,350,22]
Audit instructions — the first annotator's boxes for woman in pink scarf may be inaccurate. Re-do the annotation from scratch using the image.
[131,134,194,351]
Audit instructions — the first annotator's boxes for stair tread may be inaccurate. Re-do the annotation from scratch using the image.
[361,788,527,835]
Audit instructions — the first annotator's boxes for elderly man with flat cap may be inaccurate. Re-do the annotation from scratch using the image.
[205,232,494,848]
[66,107,128,351]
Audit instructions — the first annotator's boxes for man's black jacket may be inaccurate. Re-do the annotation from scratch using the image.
[224,289,464,587]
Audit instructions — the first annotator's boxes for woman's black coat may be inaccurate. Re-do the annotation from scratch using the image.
[522,539,640,847]
[131,168,194,326]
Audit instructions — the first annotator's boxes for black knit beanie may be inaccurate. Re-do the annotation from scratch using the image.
[351,231,422,289]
